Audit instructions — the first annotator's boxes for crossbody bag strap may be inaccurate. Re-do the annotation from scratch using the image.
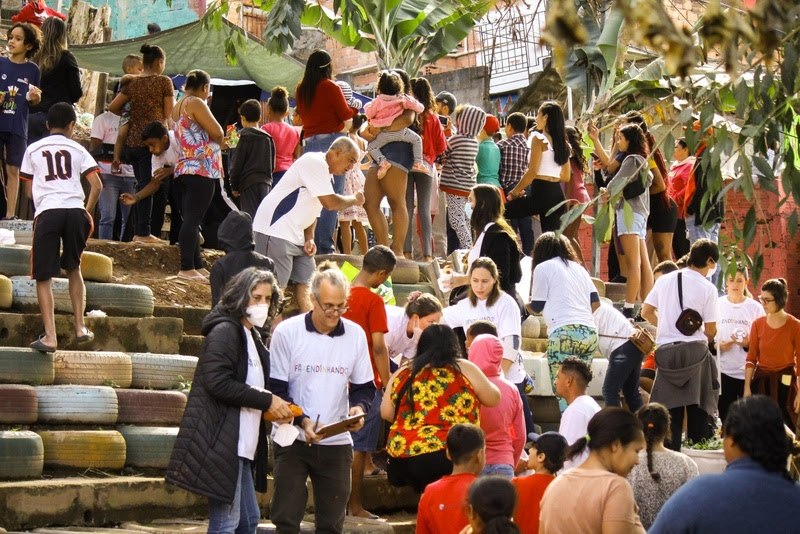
[678,272,684,310]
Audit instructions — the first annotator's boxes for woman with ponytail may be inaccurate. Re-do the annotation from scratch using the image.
[540,407,646,533]
[650,396,800,533]
[460,476,520,534]
[627,403,698,530]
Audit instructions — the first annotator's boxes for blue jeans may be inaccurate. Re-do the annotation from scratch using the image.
[481,463,515,478]
[126,146,157,237]
[207,458,260,534]
[686,214,721,288]
[601,340,645,412]
[305,132,345,254]
[98,174,136,240]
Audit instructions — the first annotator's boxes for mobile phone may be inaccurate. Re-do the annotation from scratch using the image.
[438,114,448,126]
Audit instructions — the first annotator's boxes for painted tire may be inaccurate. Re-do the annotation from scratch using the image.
[53,351,132,387]
[391,258,420,284]
[78,251,113,283]
[0,348,55,385]
[36,385,118,425]
[0,219,33,246]
[0,274,11,309]
[0,244,31,277]
[129,353,198,390]
[0,384,38,424]
[37,430,126,469]
[0,430,43,479]
[392,283,436,307]
[115,389,187,425]
[117,425,178,469]
[521,337,548,353]
[12,276,78,313]
[604,282,627,303]
[85,282,154,317]
[591,277,606,298]
[521,316,548,339]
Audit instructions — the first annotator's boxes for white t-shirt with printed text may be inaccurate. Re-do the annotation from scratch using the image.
[238,325,265,460]
[442,291,525,383]
[269,313,374,446]
[644,269,719,345]
[531,258,598,332]
[716,296,765,379]
[560,394,601,470]
[20,134,100,214]
[253,152,334,246]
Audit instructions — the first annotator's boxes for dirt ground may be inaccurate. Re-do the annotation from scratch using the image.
[85,239,224,308]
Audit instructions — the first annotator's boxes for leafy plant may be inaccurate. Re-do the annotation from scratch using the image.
[684,436,724,450]
[176,375,192,391]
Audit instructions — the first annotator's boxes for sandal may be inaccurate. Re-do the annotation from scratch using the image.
[177,273,210,284]
[30,335,56,353]
[75,328,94,343]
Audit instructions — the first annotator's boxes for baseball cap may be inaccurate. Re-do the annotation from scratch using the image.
[527,431,568,460]
[483,114,500,135]
[435,91,457,113]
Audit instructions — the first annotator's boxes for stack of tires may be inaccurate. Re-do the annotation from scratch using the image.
[0,243,155,316]
[117,353,198,469]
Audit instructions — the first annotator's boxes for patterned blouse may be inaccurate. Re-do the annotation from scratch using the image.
[387,364,480,458]
[174,96,223,179]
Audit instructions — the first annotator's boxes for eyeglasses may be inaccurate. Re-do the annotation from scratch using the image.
[319,304,349,317]
[758,296,775,304]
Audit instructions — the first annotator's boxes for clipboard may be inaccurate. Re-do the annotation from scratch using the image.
[316,413,365,438]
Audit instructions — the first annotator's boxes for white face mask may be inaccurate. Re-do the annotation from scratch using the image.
[246,304,270,328]
[707,263,717,278]
[412,319,424,340]
[464,202,474,220]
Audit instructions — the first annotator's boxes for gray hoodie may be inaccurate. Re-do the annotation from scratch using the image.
[439,105,486,193]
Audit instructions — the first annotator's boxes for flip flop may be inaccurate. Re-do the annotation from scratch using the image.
[177,273,210,284]
[365,468,386,477]
[30,335,56,353]
[75,328,94,343]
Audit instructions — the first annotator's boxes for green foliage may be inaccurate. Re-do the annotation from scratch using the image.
[685,436,724,450]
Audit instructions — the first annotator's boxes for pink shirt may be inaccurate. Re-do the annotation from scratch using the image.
[262,121,300,173]
[364,94,424,128]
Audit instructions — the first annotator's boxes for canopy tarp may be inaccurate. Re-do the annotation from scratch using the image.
[70,19,304,93]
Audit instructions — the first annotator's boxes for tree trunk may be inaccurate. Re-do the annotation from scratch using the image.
[66,0,112,115]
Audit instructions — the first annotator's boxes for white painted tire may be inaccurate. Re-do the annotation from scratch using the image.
[37,430,126,469]
[0,219,33,246]
[53,351,132,387]
[115,389,187,425]
[521,316,548,339]
[117,426,178,469]
[36,385,118,425]
[0,384,38,424]
[78,251,113,282]
[0,244,31,277]
[0,348,55,385]
[0,430,43,479]
[85,282,154,316]
[12,276,79,313]
[129,353,198,389]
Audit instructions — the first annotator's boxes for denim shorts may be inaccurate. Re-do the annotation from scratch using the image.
[616,209,647,239]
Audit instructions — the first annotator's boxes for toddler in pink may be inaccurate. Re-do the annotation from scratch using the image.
[363,71,427,178]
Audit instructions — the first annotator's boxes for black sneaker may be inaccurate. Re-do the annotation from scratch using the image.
[610,275,627,284]
[622,307,634,319]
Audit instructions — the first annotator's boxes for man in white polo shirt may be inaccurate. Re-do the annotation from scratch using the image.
[269,263,376,533]
[253,136,364,312]
[641,238,720,450]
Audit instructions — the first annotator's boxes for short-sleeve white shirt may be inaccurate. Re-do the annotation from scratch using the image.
[252,152,334,246]
[530,258,598,331]
[644,269,719,345]
[89,111,134,177]
[716,296,765,379]
[384,305,417,361]
[593,302,636,357]
[151,130,182,175]
[20,134,100,214]
[560,394,601,470]
[269,313,374,446]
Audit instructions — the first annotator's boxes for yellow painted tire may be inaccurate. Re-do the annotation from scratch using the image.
[0,384,38,424]
[53,351,132,387]
[521,316,548,339]
[0,274,11,309]
[35,385,118,425]
[129,353,198,389]
[117,425,178,469]
[521,338,548,352]
[116,389,187,425]
[12,276,78,313]
[77,251,113,283]
[391,258,420,284]
[591,277,606,298]
[0,430,43,479]
[0,244,31,277]
[37,430,126,469]
[0,348,55,385]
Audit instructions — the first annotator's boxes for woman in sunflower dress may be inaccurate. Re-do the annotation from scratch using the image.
[381,324,500,492]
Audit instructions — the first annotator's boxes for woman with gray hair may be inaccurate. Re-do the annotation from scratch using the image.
[167,267,294,533]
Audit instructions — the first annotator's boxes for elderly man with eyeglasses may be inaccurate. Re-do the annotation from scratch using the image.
[268,262,376,533]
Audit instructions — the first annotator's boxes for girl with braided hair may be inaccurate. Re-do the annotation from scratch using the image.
[627,403,698,530]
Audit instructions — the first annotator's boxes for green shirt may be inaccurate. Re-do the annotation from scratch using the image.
[476,138,501,188]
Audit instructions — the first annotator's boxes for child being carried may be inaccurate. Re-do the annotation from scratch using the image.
[363,71,427,179]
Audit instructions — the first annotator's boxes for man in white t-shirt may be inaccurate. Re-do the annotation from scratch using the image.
[555,357,601,470]
[594,301,645,412]
[21,103,102,353]
[90,110,136,240]
[268,265,376,533]
[253,136,364,312]
[641,238,720,451]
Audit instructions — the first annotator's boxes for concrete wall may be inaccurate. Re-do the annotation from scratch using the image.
[62,0,205,41]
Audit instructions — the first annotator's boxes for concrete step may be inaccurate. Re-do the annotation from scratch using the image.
[0,313,183,354]
[121,517,399,533]
[178,335,205,357]
[0,475,418,531]
[153,306,209,336]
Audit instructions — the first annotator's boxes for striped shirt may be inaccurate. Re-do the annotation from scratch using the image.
[439,105,485,195]
[497,133,530,192]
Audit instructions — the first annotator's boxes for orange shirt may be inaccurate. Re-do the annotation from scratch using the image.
[512,473,555,534]
[746,315,800,372]
[416,473,475,534]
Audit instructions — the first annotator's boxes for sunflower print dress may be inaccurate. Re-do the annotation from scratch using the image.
[387,365,480,458]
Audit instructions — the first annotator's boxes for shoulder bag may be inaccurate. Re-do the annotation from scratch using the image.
[675,272,704,336]
[600,325,655,355]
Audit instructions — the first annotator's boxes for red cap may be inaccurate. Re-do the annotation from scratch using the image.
[483,114,500,135]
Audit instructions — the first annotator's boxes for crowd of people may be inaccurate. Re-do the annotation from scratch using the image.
[8,27,800,533]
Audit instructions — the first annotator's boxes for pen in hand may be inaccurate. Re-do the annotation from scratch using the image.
[308,414,320,446]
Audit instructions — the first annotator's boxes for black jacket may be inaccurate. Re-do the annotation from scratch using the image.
[479,223,522,294]
[166,308,274,504]
[210,211,275,306]
[229,127,276,193]
[686,148,724,226]
[30,51,82,113]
